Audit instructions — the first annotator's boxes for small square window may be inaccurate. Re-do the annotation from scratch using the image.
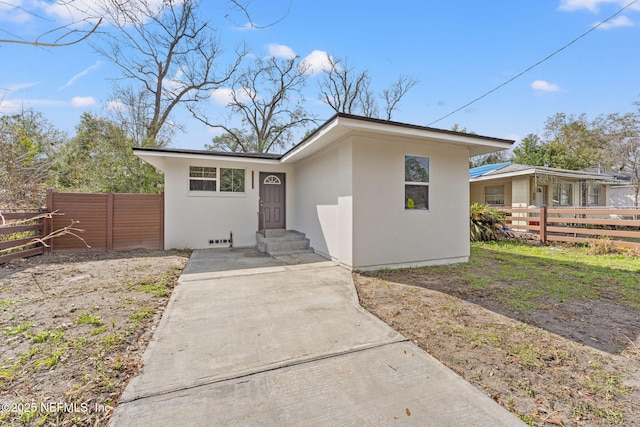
[220,168,245,192]
[405,185,429,210]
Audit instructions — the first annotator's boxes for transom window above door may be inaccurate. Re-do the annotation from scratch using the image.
[263,175,282,185]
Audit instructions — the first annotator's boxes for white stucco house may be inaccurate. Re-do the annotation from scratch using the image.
[134,114,513,270]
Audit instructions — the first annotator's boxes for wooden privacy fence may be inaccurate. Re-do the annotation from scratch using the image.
[46,191,164,252]
[0,210,50,264]
[500,206,640,249]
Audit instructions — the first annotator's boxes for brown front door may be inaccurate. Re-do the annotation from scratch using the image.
[259,172,286,229]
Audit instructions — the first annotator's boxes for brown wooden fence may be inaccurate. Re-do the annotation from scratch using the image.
[0,210,49,264]
[500,206,640,249]
[46,191,164,252]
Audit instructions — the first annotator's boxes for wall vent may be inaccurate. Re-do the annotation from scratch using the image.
[208,233,233,247]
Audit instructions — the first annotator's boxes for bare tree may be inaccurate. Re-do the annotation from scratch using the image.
[96,0,243,144]
[191,56,314,153]
[319,53,418,120]
[0,0,102,47]
[382,74,419,120]
[319,55,372,115]
[603,109,640,206]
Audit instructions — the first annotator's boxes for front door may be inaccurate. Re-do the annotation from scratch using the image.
[259,172,286,229]
[534,185,547,206]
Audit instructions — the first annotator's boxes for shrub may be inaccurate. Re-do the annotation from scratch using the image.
[470,202,507,242]
[587,238,617,255]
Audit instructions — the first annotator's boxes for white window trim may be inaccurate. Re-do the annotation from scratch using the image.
[187,166,247,196]
[404,155,430,211]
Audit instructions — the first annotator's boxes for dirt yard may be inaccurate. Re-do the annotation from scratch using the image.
[0,250,190,426]
[355,243,640,426]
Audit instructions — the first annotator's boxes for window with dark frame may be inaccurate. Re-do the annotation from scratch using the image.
[404,156,429,210]
[553,181,573,206]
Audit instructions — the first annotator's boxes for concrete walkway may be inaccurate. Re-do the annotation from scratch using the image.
[110,248,524,426]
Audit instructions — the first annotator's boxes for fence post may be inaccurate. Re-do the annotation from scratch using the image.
[45,190,54,254]
[107,192,114,251]
[159,192,165,250]
[539,205,547,245]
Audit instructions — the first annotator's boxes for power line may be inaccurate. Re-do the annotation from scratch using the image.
[427,0,639,126]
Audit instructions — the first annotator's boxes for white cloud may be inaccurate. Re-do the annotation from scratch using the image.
[71,96,96,107]
[596,15,634,28]
[105,99,125,112]
[267,43,296,59]
[531,80,561,92]
[0,98,20,113]
[3,81,39,92]
[60,61,101,90]
[209,87,253,106]
[301,50,333,75]
[559,0,620,12]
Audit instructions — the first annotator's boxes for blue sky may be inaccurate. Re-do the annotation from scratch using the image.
[1,0,639,151]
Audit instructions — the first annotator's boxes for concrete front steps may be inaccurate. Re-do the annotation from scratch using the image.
[256,230,314,256]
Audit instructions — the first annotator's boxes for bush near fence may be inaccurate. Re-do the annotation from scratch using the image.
[0,210,49,264]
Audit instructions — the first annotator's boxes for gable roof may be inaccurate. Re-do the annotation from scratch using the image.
[469,162,511,178]
[134,113,514,165]
[470,162,623,183]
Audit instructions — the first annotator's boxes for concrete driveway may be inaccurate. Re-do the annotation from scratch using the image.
[110,248,524,426]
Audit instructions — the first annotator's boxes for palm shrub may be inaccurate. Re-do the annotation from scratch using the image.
[470,202,507,241]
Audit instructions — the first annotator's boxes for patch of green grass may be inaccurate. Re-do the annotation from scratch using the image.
[469,241,640,310]
[34,345,66,370]
[508,343,544,368]
[101,333,124,351]
[90,325,107,335]
[572,400,625,424]
[0,359,21,386]
[449,325,504,348]
[128,307,154,324]
[75,311,102,326]
[584,368,630,399]
[0,299,18,311]
[29,329,63,344]
[127,274,172,297]
[3,322,34,336]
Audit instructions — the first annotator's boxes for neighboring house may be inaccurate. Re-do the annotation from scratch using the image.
[134,113,513,270]
[585,169,639,207]
[469,163,623,208]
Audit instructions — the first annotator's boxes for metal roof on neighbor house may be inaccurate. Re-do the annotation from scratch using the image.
[469,162,511,178]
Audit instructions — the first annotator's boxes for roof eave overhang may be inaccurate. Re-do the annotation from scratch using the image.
[471,168,622,184]
[281,115,514,163]
[133,148,281,171]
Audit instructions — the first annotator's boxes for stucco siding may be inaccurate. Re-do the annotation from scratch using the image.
[470,179,512,207]
[162,157,293,249]
[351,135,470,270]
[292,140,353,266]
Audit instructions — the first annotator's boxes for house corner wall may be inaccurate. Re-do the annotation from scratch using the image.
[350,134,471,270]
[292,139,353,267]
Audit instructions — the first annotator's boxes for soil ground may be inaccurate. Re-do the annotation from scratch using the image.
[0,250,190,426]
[354,243,640,426]
[2,244,638,426]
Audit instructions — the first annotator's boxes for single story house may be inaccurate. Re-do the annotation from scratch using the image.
[469,163,623,208]
[134,113,513,270]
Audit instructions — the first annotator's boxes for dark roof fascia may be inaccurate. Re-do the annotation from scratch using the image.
[132,147,281,160]
[133,113,514,161]
[280,113,515,160]
[333,113,515,144]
